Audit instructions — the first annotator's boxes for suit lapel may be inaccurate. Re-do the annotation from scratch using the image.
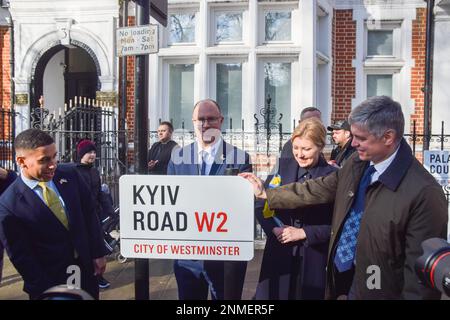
[208,141,223,176]
[279,158,299,184]
[16,178,68,232]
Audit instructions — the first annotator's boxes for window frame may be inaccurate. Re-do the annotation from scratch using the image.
[163,6,199,48]
[210,6,246,46]
[209,57,247,131]
[258,4,296,45]
[161,58,199,130]
[365,20,402,60]
[363,70,399,99]
[257,57,299,132]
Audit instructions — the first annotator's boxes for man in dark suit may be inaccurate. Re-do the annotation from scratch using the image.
[147,121,178,175]
[167,99,252,300]
[0,129,109,299]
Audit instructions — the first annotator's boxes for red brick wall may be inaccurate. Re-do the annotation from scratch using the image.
[0,27,11,109]
[410,8,427,136]
[331,9,356,122]
[121,16,136,164]
[0,27,12,146]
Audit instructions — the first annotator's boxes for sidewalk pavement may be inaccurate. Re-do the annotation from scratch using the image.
[0,241,265,300]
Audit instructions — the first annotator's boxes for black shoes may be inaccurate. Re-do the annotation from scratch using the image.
[98,276,111,289]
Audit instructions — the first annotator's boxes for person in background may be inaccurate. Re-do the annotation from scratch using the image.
[0,129,108,299]
[255,118,336,299]
[148,121,179,175]
[0,166,17,283]
[280,107,322,160]
[74,139,113,290]
[327,120,355,168]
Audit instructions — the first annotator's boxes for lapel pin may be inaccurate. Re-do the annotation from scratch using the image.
[59,178,68,185]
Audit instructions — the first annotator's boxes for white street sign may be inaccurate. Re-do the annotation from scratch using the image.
[116,24,158,57]
[119,175,254,261]
[424,150,450,186]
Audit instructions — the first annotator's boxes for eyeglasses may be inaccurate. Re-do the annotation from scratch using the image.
[192,117,222,125]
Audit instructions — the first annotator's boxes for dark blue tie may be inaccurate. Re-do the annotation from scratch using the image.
[200,151,207,176]
[334,164,376,272]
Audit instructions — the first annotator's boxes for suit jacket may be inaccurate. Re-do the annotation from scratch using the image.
[0,164,109,299]
[167,140,251,176]
[266,139,448,299]
[167,140,252,299]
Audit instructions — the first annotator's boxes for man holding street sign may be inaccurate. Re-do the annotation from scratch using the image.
[167,99,252,300]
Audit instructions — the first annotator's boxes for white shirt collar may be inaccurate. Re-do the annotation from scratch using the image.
[371,143,401,177]
[197,136,222,158]
[20,171,40,190]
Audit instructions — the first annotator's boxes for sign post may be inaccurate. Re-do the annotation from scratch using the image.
[132,0,150,301]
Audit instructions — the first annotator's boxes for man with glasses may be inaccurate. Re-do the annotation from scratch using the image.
[167,99,252,300]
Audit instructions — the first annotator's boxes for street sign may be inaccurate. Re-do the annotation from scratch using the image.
[116,24,158,57]
[424,150,450,185]
[119,175,254,261]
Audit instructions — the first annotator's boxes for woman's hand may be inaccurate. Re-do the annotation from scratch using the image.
[238,172,267,199]
[276,226,306,244]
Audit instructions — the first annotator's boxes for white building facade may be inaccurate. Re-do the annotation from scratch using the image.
[9,0,119,130]
[147,0,334,132]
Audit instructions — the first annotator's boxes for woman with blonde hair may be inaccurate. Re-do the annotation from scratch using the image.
[255,118,337,299]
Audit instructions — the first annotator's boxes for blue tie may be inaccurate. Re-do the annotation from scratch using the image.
[334,165,376,272]
[200,151,207,176]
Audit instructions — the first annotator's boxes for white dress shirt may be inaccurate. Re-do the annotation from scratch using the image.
[196,137,222,175]
[370,144,401,184]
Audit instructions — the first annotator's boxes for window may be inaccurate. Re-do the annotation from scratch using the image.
[168,13,196,44]
[365,20,401,59]
[367,30,393,56]
[216,63,242,129]
[367,74,393,98]
[169,64,195,130]
[215,12,243,43]
[264,62,291,130]
[265,11,291,41]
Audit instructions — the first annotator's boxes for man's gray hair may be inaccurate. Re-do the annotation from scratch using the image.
[348,96,404,142]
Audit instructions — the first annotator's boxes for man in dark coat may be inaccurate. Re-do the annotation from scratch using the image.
[241,96,448,300]
[0,129,109,299]
[327,120,355,167]
[148,121,178,175]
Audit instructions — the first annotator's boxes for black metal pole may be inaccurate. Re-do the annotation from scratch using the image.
[423,0,435,151]
[223,168,245,300]
[134,0,150,300]
[120,0,128,173]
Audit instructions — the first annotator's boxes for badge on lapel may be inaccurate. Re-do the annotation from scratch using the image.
[59,178,68,185]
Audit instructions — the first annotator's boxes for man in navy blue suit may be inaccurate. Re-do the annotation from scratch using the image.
[0,129,109,299]
[167,99,252,300]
